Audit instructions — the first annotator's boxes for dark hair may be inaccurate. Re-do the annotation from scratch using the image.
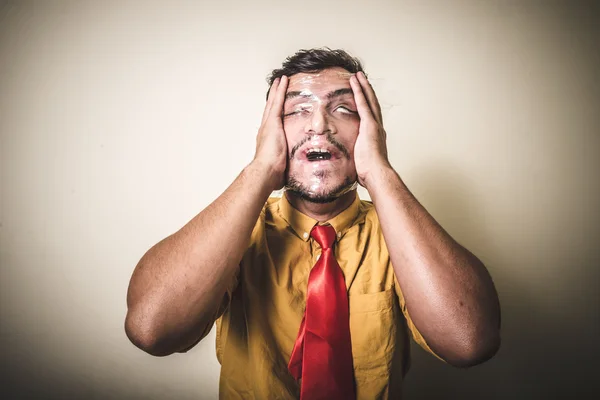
[266,48,365,98]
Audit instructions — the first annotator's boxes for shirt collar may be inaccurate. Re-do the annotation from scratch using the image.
[278,191,362,242]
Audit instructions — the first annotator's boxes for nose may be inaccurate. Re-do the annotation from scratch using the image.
[304,106,335,136]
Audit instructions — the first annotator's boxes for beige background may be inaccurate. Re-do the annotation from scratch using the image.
[1,0,599,399]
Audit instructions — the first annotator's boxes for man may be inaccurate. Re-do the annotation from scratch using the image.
[125,48,501,399]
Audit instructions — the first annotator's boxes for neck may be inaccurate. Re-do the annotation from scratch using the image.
[285,190,357,222]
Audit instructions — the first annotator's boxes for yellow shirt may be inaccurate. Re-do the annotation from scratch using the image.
[213,193,436,399]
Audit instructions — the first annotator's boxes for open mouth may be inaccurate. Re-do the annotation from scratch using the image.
[306,148,332,161]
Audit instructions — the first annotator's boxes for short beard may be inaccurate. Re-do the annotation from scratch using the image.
[285,175,356,204]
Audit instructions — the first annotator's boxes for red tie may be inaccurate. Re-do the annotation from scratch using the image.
[288,225,355,400]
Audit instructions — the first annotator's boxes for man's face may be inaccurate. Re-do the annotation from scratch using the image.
[283,67,360,203]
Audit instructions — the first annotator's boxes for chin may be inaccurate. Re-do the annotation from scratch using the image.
[285,175,356,204]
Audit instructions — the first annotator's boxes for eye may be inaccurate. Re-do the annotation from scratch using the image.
[284,104,312,117]
[335,105,357,115]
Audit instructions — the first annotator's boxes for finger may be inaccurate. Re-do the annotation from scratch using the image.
[349,75,376,123]
[262,77,280,123]
[269,75,288,120]
[262,77,280,124]
[357,71,383,124]
[357,71,383,125]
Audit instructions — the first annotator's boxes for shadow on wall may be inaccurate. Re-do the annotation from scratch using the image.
[401,163,598,400]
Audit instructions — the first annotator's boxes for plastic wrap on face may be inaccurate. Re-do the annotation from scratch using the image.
[281,68,360,203]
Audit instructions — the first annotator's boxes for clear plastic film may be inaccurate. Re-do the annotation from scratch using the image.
[280,68,360,203]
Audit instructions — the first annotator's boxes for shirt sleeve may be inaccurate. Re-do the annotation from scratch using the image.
[198,266,240,340]
[178,266,239,353]
[215,267,240,319]
[394,275,446,362]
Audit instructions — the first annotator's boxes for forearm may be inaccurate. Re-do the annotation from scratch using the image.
[125,161,274,356]
[365,164,501,366]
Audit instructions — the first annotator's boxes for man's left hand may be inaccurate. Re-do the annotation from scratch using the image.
[350,71,391,189]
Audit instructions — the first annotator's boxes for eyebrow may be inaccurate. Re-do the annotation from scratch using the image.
[285,88,354,101]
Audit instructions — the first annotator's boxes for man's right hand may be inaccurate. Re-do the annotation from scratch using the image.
[253,76,289,191]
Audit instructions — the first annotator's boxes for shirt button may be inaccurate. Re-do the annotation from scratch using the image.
[303,232,309,239]
[337,232,342,238]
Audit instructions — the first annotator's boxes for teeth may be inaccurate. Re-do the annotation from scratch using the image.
[307,148,329,154]
[306,147,332,162]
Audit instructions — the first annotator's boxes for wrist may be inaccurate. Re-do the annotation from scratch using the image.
[247,159,284,192]
[360,159,394,192]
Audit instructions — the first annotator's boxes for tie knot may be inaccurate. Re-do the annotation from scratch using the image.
[310,225,337,249]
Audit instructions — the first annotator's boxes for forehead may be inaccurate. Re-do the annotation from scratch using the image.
[287,67,353,96]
